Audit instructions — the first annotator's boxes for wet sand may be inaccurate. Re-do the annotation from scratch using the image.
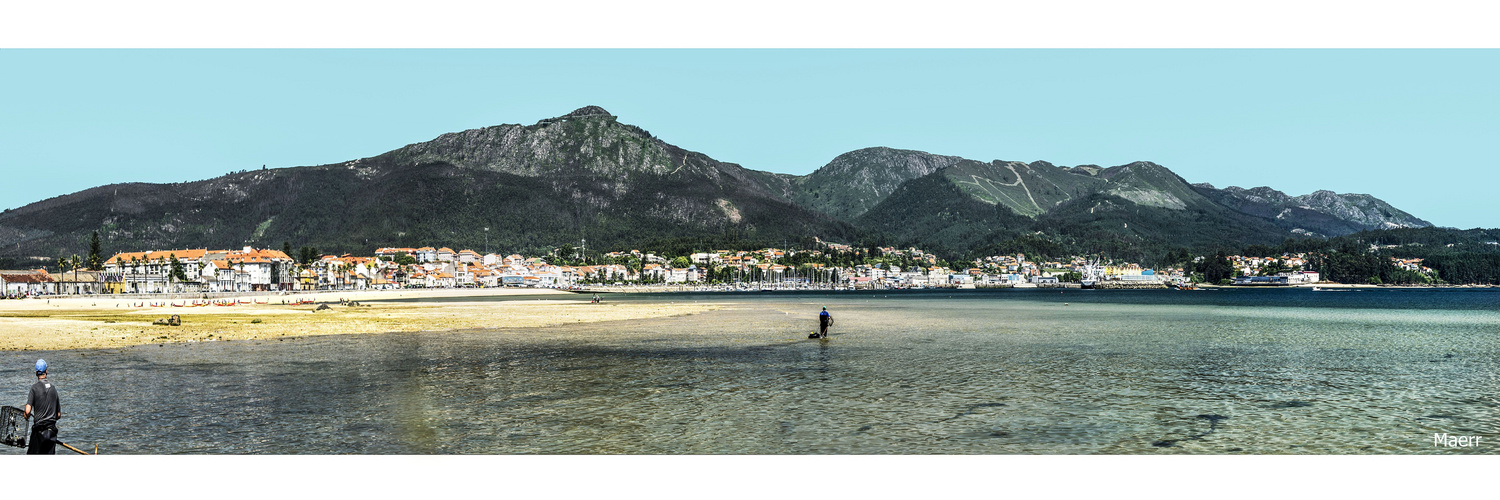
[0,288,717,351]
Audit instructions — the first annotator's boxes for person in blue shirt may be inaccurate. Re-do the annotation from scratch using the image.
[818,307,833,338]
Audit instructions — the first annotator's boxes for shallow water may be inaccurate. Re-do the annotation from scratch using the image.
[4,288,1497,454]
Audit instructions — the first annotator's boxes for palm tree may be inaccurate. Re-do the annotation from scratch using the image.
[130,256,141,293]
[69,254,81,293]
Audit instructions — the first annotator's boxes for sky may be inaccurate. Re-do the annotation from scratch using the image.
[3,49,1498,228]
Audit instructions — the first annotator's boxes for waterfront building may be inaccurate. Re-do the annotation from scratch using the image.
[220,248,297,291]
[104,249,212,293]
[1,270,56,296]
[1278,271,1321,283]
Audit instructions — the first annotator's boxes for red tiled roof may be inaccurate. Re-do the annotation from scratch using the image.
[223,248,294,264]
[0,273,53,284]
[107,249,211,264]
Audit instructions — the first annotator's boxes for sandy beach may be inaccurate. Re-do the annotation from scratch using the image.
[0,288,716,351]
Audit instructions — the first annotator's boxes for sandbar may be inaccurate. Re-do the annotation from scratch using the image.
[0,288,716,351]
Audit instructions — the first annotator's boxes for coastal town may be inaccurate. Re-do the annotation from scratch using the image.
[3,238,1436,298]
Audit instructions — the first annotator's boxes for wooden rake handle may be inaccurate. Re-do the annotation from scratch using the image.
[56,441,92,455]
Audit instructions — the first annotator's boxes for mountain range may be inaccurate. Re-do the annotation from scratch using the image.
[0,106,1433,264]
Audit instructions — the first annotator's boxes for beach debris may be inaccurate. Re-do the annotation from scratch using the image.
[152,315,182,326]
[315,304,332,311]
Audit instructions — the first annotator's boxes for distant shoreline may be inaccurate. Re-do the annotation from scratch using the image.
[1197,283,1499,289]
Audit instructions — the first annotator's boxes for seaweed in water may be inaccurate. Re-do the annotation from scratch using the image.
[1152,414,1230,448]
[1266,400,1312,409]
[937,402,1009,422]
[1197,414,1229,431]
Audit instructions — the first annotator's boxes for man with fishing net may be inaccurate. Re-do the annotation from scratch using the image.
[24,359,62,455]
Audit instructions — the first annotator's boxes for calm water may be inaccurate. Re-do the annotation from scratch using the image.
[4,288,1497,454]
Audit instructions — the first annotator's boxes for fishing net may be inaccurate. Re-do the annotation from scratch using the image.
[0,406,26,448]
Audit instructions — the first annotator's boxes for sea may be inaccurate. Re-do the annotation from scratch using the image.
[3,287,1497,454]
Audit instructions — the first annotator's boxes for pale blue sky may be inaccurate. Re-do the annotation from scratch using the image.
[2,49,1496,228]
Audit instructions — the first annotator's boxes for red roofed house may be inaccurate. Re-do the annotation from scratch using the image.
[1,270,56,296]
[104,249,213,293]
[217,247,297,291]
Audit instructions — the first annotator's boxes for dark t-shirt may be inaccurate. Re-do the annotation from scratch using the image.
[26,379,60,428]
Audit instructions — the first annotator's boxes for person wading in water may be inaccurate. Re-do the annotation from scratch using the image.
[818,306,833,338]
[24,359,62,455]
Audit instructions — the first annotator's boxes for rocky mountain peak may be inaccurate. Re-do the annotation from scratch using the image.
[1241,186,1293,204]
[560,105,613,118]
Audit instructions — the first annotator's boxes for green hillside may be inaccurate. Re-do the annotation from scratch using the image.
[0,107,857,258]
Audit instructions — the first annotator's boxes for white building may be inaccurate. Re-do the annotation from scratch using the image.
[1279,271,1321,283]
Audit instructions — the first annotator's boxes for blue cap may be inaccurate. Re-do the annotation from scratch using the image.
[34,359,46,375]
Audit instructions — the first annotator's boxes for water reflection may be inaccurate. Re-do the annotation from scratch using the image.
[3,290,1497,454]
